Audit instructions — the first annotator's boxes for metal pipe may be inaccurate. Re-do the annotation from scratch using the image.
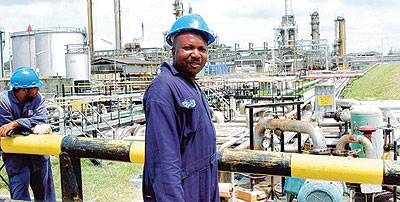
[114,0,121,50]
[60,152,82,201]
[217,149,400,186]
[336,99,360,108]
[279,134,309,152]
[2,135,400,186]
[254,118,327,152]
[335,135,376,159]
[87,0,94,54]
[382,109,400,141]
[46,104,65,132]
[319,122,346,127]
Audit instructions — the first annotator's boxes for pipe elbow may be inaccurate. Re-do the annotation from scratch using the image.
[302,122,327,151]
[262,119,327,152]
[254,118,268,150]
[335,135,376,158]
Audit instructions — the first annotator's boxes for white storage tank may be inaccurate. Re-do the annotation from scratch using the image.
[10,30,36,70]
[65,44,90,81]
[35,28,86,77]
[11,27,86,77]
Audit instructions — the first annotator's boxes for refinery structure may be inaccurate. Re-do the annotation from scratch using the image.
[1,0,400,201]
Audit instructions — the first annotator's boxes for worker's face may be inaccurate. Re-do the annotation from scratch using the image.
[173,31,207,79]
[25,87,39,101]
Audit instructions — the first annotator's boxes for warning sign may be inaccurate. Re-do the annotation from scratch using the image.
[317,95,332,106]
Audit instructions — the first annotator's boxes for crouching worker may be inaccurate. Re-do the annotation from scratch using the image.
[0,67,56,201]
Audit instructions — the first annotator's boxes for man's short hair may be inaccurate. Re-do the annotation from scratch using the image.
[13,88,23,93]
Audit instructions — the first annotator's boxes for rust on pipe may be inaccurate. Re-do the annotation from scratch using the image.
[335,135,376,159]
[254,118,327,151]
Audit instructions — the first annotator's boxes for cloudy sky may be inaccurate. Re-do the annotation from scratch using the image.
[1,0,399,61]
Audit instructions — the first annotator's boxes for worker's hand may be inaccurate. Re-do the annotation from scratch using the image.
[0,121,19,137]
[33,124,52,135]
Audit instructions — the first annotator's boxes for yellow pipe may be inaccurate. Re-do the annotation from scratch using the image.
[129,141,145,164]
[1,135,64,156]
[291,153,383,184]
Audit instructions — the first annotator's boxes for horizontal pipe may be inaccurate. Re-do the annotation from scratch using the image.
[1,135,400,186]
[217,149,400,186]
[0,135,145,164]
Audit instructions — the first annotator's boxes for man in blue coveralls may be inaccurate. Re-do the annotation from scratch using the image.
[142,14,220,201]
[0,67,56,201]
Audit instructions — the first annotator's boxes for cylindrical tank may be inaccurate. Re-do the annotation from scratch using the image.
[10,31,36,71]
[351,105,383,159]
[310,11,320,45]
[35,28,86,77]
[65,49,90,81]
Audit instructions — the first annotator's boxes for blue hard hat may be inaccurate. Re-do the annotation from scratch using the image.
[166,14,215,46]
[9,67,43,88]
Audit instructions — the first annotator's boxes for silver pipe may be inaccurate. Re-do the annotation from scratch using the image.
[46,104,64,132]
[382,109,400,141]
[336,99,360,108]
[255,118,327,152]
[271,133,309,152]
[319,122,345,127]
[335,135,376,159]
[114,0,121,50]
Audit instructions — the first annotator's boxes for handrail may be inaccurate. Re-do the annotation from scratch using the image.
[67,104,108,139]
[85,102,119,139]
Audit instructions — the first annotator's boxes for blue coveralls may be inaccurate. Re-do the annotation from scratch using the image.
[142,62,220,202]
[0,89,56,201]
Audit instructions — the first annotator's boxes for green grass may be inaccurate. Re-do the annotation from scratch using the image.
[0,157,143,201]
[341,64,400,100]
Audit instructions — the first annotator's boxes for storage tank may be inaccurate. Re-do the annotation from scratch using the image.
[10,30,36,71]
[35,27,86,77]
[350,105,383,159]
[65,44,90,81]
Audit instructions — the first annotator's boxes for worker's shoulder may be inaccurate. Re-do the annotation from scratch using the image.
[145,74,188,104]
[145,75,176,98]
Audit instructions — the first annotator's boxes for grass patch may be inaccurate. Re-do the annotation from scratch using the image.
[0,156,143,201]
[342,64,400,100]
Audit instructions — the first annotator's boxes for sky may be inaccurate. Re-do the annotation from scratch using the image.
[1,0,399,62]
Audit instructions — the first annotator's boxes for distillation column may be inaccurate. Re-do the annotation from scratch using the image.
[310,11,320,49]
[173,0,184,20]
[334,16,347,70]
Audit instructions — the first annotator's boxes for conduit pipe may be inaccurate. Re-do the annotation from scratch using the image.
[2,135,400,186]
[254,118,327,151]
[382,109,400,141]
[46,104,65,132]
[336,99,360,108]
[335,135,376,159]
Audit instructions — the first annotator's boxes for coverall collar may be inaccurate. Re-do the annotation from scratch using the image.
[162,62,198,84]
[162,62,180,76]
